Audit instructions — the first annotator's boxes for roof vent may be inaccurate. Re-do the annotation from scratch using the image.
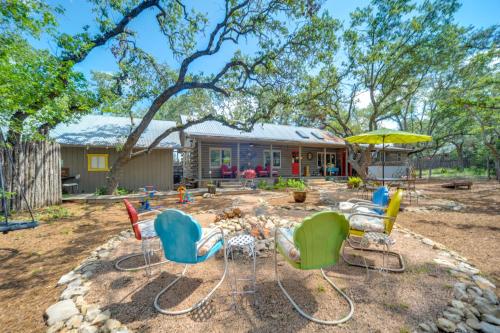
[311,132,324,140]
[296,130,310,138]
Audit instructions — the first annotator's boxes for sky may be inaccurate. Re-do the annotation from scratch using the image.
[37,0,500,82]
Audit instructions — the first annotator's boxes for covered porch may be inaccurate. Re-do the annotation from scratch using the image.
[191,138,352,183]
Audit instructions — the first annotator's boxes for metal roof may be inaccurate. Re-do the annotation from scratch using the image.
[51,115,181,149]
[181,116,345,146]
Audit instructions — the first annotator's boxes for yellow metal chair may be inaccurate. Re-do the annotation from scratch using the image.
[341,189,405,272]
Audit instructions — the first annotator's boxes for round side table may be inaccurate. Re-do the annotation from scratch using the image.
[227,234,257,306]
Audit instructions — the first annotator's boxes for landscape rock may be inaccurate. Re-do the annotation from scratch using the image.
[442,311,462,323]
[45,300,80,326]
[473,275,496,290]
[482,314,500,326]
[479,321,500,333]
[60,286,89,300]
[47,321,65,333]
[466,317,481,330]
[58,271,80,286]
[474,298,496,315]
[78,323,98,333]
[483,289,499,304]
[101,319,122,333]
[437,317,456,332]
[455,322,473,333]
[65,315,83,329]
[85,307,102,322]
[91,310,110,325]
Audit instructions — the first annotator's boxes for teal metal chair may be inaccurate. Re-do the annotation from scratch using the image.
[274,211,354,325]
[153,209,227,315]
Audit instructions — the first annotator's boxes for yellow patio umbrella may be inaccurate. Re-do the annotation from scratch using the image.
[344,129,432,185]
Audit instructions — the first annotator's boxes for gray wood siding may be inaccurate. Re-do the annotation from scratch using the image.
[61,147,173,193]
[196,140,344,178]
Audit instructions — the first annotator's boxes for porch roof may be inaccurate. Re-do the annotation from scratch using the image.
[182,116,345,147]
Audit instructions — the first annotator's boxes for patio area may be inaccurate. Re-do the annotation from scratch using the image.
[1,181,498,333]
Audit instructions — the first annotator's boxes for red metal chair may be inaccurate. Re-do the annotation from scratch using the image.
[231,165,238,178]
[255,165,268,177]
[221,164,233,178]
[115,200,167,275]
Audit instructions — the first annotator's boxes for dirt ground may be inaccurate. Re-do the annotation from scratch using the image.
[0,179,498,333]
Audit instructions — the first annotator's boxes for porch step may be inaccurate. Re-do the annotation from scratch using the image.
[219,181,243,189]
[305,179,330,185]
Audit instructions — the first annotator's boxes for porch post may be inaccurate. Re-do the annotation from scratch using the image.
[323,147,327,177]
[299,145,302,179]
[237,142,240,180]
[197,139,202,182]
[269,143,273,179]
[344,148,348,177]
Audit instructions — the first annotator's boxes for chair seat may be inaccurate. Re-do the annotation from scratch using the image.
[276,228,301,263]
[338,202,355,211]
[347,211,385,233]
[138,219,157,238]
[197,228,223,257]
[63,183,78,187]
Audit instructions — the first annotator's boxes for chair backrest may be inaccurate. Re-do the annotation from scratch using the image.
[75,174,81,180]
[293,211,349,270]
[221,164,229,172]
[372,186,389,213]
[255,165,263,173]
[123,199,141,240]
[154,209,202,264]
[231,165,238,173]
[384,189,403,234]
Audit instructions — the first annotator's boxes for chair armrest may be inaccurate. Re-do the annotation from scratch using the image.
[351,203,386,211]
[274,228,296,248]
[348,212,395,221]
[196,227,224,250]
[132,218,154,227]
[137,209,162,218]
[345,198,372,204]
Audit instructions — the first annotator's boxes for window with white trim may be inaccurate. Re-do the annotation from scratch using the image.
[209,147,231,168]
[263,150,281,168]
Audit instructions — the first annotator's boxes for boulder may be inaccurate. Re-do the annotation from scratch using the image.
[437,318,456,332]
[479,321,500,333]
[45,300,80,326]
[57,271,80,286]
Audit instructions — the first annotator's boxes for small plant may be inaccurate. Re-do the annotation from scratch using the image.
[347,176,362,189]
[316,284,326,293]
[0,189,16,199]
[94,187,107,195]
[257,180,272,190]
[287,179,306,191]
[440,168,447,174]
[273,177,288,190]
[115,187,130,195]
[38,205,73,222]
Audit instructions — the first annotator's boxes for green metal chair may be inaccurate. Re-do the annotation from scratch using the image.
[274,211,354,325]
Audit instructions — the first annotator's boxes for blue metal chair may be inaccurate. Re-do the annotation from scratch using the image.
[153,209,227,315]
[338,186,389,215]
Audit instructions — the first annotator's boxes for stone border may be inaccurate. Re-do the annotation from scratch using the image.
[396,227,499,333]
[45,230,135,333]
[46,220,499,333]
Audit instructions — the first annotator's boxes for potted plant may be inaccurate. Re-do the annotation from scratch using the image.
[347,176,362,189]
[288,179,307,203]
[207,181,217,194]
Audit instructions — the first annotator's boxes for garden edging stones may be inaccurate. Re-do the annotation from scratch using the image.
[45,230,134,333]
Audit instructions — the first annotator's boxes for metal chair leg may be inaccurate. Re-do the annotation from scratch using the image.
[274,243,354,325]
[341,237,405,273]
[154,243,228,315]
[114,238,168,275]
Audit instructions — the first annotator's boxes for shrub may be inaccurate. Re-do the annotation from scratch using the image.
[94,187,106,195]
[347,176,362,188]
[440,168,447,174]
[115,187,130,195]
[257,180,271,190]
[273,177,288,190]
[39,206,73,222]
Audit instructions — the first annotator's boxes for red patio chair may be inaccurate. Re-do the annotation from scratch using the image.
[231,165,238,178]
[114,200,167,275]
[221,164,232,178]
[255,165,268,177]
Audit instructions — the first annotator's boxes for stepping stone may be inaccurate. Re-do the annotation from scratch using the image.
[45,300,79,326]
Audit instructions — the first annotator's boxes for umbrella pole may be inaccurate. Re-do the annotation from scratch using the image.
[382,137,385,186]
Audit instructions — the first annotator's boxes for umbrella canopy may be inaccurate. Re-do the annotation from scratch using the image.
[344,128,432,144]
[344,129,432,185]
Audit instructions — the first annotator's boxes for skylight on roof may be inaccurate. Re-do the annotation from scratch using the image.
[296,130,310,138]
[311,132,324,140]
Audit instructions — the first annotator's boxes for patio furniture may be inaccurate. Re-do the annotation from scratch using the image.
[227,234,257,306]
[242,169,256,188]
[231,165,238,178]
[338,186,389,214]
[62,174,80,194]
[359,232,396,278]
[341,189,405,272]
[153,209,228,315]
[114,200,167,276]
[255,165,268,177]
[442,180,473,190]
[274,211,354,325]
[221,164,233,178]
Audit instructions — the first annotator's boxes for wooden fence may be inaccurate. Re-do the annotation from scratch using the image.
[1,141,61,211]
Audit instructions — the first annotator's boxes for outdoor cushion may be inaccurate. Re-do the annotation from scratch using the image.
[197,228,223,257]
[137,219,157,238]
[347,213,385,233]
[338,201,355,211]
[276,228,301,263]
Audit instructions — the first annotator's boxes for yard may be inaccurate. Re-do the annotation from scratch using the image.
[0,180,498,332]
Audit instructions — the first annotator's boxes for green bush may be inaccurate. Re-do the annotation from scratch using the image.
[94,187,106,195]
[257,180,272,190]
[347,176,363,188]
[440,168,447,174]
[115,187,130,195]
[273,177,288,190]
[39,205,73,222]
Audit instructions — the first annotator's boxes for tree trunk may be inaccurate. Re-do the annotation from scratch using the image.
[494,158,500,182]
[347,144,372,179]
[454,143,464,171]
